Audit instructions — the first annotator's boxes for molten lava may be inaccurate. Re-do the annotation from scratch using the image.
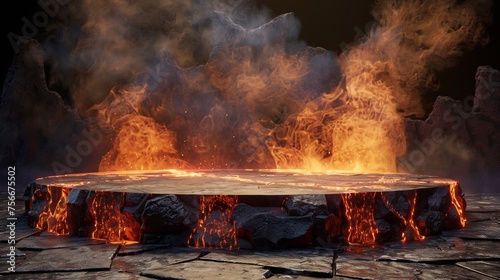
[380,192,425,242]
[35,186,70,235]
[189,195,239,250]
[341,193,379,244]
[88,191,128,241]
[449,182,467,227]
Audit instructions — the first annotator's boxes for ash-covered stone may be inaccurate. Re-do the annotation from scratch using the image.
[123,193,149,222]
[67,189,89,206]
[284,195,328,216]
[141,195,198,234]
[176,195,200,210]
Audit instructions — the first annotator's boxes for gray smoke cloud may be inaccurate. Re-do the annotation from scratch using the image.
[43,0,274,114]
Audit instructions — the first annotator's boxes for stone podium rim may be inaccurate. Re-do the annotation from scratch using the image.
[32,169,457,195]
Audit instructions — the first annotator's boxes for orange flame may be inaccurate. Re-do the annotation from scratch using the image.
[341,193,379,244]
[90,1,488,173]
[35,186,70,235]
[94,87,188,171]
[189,195,239,250]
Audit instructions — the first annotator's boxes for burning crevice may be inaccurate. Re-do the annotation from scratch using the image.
[341,193,379,244]
[33,186,70,235]
[188,195,239,250]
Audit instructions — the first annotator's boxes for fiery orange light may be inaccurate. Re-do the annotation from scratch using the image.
[35,186,70,235]
[188,195,239,250]
[341,193,379,244]
[449,182,467,228]
[380,192,424,242]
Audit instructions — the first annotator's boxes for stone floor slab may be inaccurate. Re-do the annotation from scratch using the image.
[112,247,202,274]
[442,219,500,240]
[14,244,118,273]
[336,258,494,280]
[141,260,273,280]
[377,238,500,263]
[463,194,500,212]
[116,243,172,256]
[200,248,334,277]
[16,235,107,250]
[456,260,500,280]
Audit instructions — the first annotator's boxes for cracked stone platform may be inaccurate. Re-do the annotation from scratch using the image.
[24,170,466,247]
[2,184,499,279]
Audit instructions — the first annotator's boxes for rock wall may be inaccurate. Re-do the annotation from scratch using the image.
[400,66,500,193]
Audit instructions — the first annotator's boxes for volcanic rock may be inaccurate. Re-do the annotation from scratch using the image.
[417,210,444,235]
[0,38,109,184]
[27,185,50,227]
[374,192,410,220]
[238,195,288,207]
[427,187,451,212]
[141,195,198,234]
[237,212,315,249]
[401,66,500,192]
[232,203,283,227]
[473,66,500,124]
[66,189,89,235]
[284,195,328,216]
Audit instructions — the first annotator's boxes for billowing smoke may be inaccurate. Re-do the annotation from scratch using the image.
[5,0,494,176]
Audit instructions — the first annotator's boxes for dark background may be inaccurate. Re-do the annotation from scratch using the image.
[1,0,499,114]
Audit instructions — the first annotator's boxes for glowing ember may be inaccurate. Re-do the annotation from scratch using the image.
[35,186,70,235]
[341,193,379,244]
[189,195,239,250]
